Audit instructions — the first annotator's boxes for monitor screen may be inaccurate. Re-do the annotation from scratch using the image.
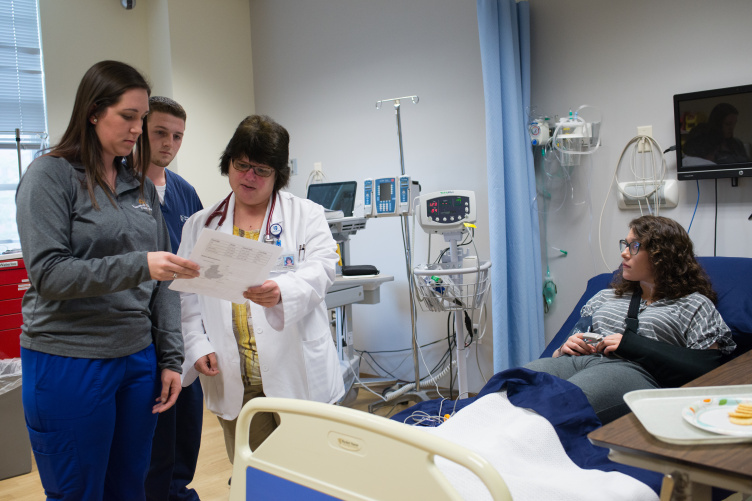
[306,181,357,217]
[378,180,392,202]
[674,84,752,181]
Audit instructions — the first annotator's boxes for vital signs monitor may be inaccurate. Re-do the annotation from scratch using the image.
[417,190,476,234]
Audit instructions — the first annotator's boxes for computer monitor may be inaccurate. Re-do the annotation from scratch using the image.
[306,181,357,217]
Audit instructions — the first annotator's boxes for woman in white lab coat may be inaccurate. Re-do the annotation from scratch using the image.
[177,115,344,461]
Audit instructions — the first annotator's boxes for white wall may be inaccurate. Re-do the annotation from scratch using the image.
[38,0,254,206]
[40,1,151,142]
[164,0,255,205]
[249,0,494,391]
[36,0,751,391]
[36,0,493,392]
[529,0,752,342]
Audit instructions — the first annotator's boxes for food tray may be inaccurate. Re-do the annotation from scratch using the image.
[623,385,752,445]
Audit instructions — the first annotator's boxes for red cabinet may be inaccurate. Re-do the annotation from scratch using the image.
[0,254,28,359]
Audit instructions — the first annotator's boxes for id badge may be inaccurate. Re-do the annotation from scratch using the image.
[273,253,296,272]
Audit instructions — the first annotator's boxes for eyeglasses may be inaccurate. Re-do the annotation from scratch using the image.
[232,160,275,178]
[619,239,641,255]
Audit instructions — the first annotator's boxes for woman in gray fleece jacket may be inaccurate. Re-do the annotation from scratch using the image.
[15,60,199,501]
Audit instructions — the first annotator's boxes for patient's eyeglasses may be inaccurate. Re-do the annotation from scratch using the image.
[619,239,641,256]
[232,160,275,178]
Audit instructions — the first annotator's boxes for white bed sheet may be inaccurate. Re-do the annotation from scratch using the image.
[420,391,659,501]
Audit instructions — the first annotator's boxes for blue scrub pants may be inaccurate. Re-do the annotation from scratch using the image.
[22,346,160,501]
[524,354,660,424]
[145,378,203,501]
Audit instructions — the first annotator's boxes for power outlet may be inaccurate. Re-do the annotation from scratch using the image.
[288,158,298,175]
[314,161,323,173]
[637,125,652,153]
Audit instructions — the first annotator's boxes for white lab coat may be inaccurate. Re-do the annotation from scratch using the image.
[177,190,345,420]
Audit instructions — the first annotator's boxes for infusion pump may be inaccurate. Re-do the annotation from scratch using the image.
[363,175,420,217]
[417,190,476,234]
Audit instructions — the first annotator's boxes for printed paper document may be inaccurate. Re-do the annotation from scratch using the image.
[169,228,282,303]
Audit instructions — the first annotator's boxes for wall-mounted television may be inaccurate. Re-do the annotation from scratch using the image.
[673,84,752,181]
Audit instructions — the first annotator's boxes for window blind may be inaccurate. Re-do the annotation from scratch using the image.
[0,0,45,250]
[0,0,46,134]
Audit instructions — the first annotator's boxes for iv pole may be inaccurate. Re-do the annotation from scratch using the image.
[385,96,421,392]
[370,95,440,411]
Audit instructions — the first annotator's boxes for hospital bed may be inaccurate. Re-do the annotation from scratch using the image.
[228,256,752,500]
[228,396,512,500]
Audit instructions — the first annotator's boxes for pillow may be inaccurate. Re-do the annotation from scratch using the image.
[697,256,752,356]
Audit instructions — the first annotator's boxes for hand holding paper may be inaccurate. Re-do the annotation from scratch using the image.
[169,228,282,303]
[243,280,282,307]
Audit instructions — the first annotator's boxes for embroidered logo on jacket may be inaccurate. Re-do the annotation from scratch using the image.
[133,198,153,215]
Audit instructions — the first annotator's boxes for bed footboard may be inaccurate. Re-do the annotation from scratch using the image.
[229,397,512,501]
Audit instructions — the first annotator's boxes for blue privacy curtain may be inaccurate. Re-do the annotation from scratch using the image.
[477,0,544,372]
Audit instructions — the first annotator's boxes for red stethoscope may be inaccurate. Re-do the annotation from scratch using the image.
[205,191,279,244]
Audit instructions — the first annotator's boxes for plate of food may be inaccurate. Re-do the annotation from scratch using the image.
[681,398,752,437]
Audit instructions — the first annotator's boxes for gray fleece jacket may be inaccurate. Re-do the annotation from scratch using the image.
[15,155,183,373]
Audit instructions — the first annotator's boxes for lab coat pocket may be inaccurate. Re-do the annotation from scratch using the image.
[199,372,224,417]
[27,426,83,498]
[302,330,335,402]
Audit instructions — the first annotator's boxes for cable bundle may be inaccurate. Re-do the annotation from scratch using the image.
[598,135,667,270]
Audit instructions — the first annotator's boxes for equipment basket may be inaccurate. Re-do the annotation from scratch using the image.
[413,260,491,312]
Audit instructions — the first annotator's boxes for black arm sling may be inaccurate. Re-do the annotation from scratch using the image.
[623,288,641,337]
[615,288,723,387]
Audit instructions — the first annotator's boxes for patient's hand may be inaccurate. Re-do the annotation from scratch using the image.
[557,333,597,357]
[597,333,623,355]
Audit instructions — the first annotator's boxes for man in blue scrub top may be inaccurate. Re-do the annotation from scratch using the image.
[144,96,204,501]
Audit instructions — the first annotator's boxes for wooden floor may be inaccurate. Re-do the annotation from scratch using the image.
[0,384,407,501]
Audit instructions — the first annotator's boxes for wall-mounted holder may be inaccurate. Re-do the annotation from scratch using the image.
[616,180,678,210]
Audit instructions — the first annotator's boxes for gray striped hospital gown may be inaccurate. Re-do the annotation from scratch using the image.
[581,289,736,355]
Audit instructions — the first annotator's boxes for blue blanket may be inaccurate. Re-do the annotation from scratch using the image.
[391,368,663,495]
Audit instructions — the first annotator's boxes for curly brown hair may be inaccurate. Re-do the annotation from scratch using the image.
[611,215,717,303]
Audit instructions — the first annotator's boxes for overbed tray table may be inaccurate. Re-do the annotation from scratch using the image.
[588,350,752,500]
